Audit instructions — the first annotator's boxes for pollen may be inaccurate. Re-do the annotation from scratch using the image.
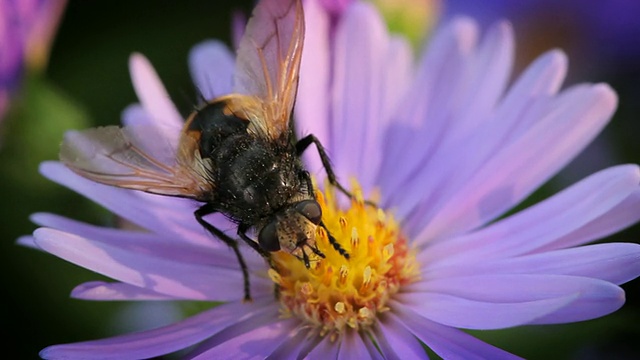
[270,181,420,337]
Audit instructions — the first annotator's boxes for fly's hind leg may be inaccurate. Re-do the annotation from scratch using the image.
[295,134,376,207]
[195,203,252,302]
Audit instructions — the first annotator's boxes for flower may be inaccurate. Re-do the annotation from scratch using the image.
[0,0,67,121]
[26,0,640,358]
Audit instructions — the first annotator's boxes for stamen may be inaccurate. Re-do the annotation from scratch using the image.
[269,181,419,334]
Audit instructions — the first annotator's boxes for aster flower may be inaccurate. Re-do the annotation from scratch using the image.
[25,0,640,359]
[0,0,67,121]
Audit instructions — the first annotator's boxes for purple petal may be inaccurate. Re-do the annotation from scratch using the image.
[33,228,270,301]
[306,334,341,359]
[71,281,178,301]
[447,21,514,142]
[330,2,408,194]
[296,0,331,177]
[393,49,568,235]
[231,10,246,50]
[537,189,640,251]
[16,235,38,249]
[416,83,618,242]
[379,17,478,201]
[185,306,288,359]
[39,162,212,246]
[392,305,523,359]
[396,291,574,330]
[337,330,377,360]
[428,243,640,286]
[40,299,275,360]
[421,165,640,264]
[360,333,385,360]
[128,53,183,130]
[391,22,515,225]
[374,313,428,360]
[401,274,624,329]
[319,0,352,15]
[190,320,298,360]
[329,4,388,191]
[121,104,149,126]
[31,212,256,269]
[266,327,321,360]
[188,40,235,100]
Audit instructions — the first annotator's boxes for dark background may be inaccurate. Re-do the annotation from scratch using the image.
[1,0,639,359]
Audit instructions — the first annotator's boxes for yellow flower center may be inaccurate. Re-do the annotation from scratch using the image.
[268,182,420,338]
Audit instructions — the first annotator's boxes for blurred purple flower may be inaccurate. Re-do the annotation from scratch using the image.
[443,0,640,66]
[25,0,640,358]
[0,0,66,120]
[319,0,352,15]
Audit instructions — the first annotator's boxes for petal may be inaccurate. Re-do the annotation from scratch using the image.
[71,281,177,301]
[428,243,640,286]
[330,2,410,194]
[401,274,624,329]
[395,50,569,234]
[33,228,271,301]
[306,334,341,359]
[40,162,211,247]
[266,327,321,360]
[390,22,514,223]
[338,330,377,360]
[16,235,38,249]
[421,165,640,263]
[121,104,150,127]
[374,313,428,360]
[119,105,181,161]
[392,305,522,360]
[537,189,640,251]
[379,17,478,200]
[40,299,274,360]
[416,84,618,241]
[188,40,235,100]
[296,0,331,175]
[529,285,625,325]
[190,319,298,360]
[185,305,286,359]
[448,21,514,142]
[128,53,183,130]
[31,212,256,269]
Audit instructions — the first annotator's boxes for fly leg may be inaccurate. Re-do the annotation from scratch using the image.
[295,134,376,207]
[300,169,350,261]
[195,204,252,302]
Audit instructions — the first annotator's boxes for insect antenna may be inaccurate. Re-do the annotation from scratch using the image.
[320,221,350,260]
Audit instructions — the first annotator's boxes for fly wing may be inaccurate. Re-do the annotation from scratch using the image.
[60,125,213,200]
[233,0,304,139]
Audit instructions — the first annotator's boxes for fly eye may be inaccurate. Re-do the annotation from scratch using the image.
[295,200,322,224]
[258,221,281,252]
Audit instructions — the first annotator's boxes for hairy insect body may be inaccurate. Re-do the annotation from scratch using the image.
[189,101,310,228]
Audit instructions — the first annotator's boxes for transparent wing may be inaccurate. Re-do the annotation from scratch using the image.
[233,0,304,138]
[60,125,213,199]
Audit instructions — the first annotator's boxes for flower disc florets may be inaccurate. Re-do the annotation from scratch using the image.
[269,182,420,338]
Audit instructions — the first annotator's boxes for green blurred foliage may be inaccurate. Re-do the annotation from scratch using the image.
[1,0,639,359]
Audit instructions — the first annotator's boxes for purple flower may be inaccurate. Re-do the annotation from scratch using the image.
[26,0,640,358]
[0,0,67,120]
[442,0,640,65]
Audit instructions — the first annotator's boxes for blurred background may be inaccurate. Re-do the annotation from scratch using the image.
[1,0,639,358]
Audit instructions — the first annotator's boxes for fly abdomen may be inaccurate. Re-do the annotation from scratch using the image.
[187,101,250,159]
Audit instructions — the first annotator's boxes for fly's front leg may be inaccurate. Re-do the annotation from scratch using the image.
[195,203,252,302]
[237,223,270,259]
[299,169,349,261]
[296,134,376,207]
